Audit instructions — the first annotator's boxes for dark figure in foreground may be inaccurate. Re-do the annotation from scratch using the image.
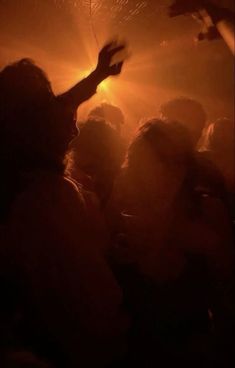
[108,118,235,367]
[0,41,129,367]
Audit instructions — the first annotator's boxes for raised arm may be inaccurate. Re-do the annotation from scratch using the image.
[58,41,126,110]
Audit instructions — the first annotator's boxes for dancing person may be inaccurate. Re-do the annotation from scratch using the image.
[0,41,129,368]
[160,97,226,200]
[107,118,235,367]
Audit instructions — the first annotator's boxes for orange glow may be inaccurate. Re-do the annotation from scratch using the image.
[0,4,207,134]
[72,47,181,134]
[98,78,110,93]
[78,69,93,79]
[0,1,234,132]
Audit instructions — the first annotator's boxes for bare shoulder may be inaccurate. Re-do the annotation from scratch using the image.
[9,171,86,220]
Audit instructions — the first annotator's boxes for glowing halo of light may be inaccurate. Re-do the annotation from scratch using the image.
[97,78,110,93]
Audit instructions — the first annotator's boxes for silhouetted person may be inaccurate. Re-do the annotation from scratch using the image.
[160,97,226,201]
[0,41,129,367]
[160,97,207,147]
[88,102,125,136]
[108,118,235,367]
[0,41,125,221]
[67,117,125,207]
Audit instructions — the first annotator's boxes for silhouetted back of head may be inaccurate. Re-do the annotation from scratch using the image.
[127,118,193,170]
[0,59,66,220]
[160,97,207,147]
[69,117,125,203]
[0,59,72,169]
[71,117,125,173]
[88,103,124,134]
[0,58,53,112]
[124,119,195,210]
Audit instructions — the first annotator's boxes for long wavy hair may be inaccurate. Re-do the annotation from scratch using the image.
[125,118,200,217]
[0,59,68,220]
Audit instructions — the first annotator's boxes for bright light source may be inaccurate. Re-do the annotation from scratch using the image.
[98,79,110,93]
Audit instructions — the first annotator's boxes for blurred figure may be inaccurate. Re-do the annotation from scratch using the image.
[160,97,226,201]
[108,118,235,367]
[88,102,125,135]
[160,97,207,147]
[110,119,193,217]
[67,117,126,207]
[0,41,129,367]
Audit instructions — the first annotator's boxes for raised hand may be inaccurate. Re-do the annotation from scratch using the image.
[59,40,128,110]
[95,41,127,79]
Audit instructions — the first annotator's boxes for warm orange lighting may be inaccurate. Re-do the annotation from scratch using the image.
[79,69,93,79]
[77,69,111,95]
[98,79,110,93]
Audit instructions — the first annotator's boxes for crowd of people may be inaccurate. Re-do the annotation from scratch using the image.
[0,35,234,368]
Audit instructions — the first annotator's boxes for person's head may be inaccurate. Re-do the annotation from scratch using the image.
[88,103,125,135]
[69,117,125,203]
[0,58,53,105]
[126,118,194,203]
[0,59,75,171]
[160,97,207,147]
